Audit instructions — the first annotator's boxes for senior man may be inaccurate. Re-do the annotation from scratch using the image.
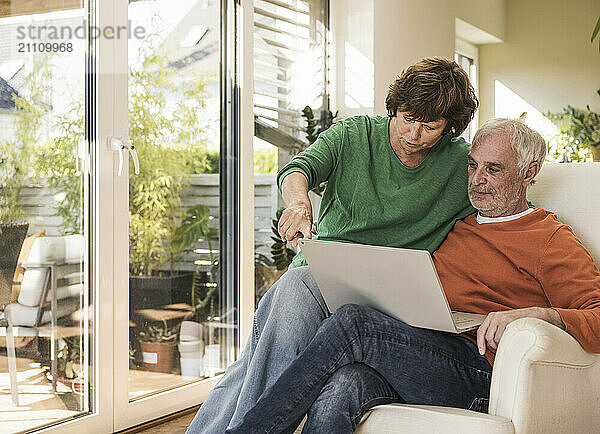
[227,118,600,434]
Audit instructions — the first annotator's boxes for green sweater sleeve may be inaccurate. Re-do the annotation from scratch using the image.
[277,121,344,192]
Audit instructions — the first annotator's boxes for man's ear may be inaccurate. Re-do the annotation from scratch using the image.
[523,162,540,187]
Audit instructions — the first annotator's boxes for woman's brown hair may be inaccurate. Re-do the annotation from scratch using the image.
[385,57,478,137]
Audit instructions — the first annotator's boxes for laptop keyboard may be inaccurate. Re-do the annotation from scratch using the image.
[451,312,484,329]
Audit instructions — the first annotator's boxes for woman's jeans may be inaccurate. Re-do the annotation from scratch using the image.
[186,266,329,433]
[227,303,493,434]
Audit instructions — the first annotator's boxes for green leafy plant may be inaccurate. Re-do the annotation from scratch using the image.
[57,336,82,380]
[171,204,219,322]
[128,46,214,276]
[138,320,179,343]
[34,105,84,234]
[0,61,48,222]
[254,148,278,173]
[302,105,338,146]
[546,89,600,161]
[269,208,297,271]
[301,105,337,196]
[592,15,600,51]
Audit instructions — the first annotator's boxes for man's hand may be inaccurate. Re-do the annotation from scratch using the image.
[278,204,313,248]
[476,307,565,355]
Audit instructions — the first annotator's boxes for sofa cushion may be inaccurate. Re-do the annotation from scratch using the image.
[17,236,84,307]
[19,269,48,307]
[528,162,600,265]
[355,404,514,434]
[27,235,84,264]
[5,297,82,327]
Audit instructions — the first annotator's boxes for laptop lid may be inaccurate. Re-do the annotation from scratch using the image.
[299,239,462,333]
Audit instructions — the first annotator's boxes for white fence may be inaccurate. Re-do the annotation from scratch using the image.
[11,174,279,271]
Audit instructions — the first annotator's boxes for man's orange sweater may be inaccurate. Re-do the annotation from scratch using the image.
[433,208,600,366]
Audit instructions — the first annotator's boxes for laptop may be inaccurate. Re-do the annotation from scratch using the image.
[299,239,485,333]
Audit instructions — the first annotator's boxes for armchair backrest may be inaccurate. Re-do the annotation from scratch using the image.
[527,162,600,265]
[0,222,29,308]
[19,234,84,307]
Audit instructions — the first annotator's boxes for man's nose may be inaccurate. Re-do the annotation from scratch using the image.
[470,168,487,185]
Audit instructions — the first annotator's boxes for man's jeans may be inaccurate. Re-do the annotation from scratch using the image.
[186,266,329,433]
[227,304,493,434]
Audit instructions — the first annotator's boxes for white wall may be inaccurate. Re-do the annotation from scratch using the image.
[330,0,375,118]
[331,0,598,133]
[455,0,505,42]
[331,0,506,117]
[478,0,600,124]
[373,0,456,115]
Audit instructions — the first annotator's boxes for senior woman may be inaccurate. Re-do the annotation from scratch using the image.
[187,57,478,434]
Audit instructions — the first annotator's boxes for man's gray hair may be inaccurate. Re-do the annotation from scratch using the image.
[472,118,547,176]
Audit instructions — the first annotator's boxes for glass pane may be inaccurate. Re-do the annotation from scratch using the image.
[127,0,230,400]
[454,52,475,143]
[253,0,329,305]
[0,1,92,431]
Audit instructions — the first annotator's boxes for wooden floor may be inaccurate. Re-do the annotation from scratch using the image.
[1,347,204,433]
[121,407,198,433]
[0,353,79,433]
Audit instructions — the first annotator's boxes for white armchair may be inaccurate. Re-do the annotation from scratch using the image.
[2,234,84,405]
[356,163,600,434]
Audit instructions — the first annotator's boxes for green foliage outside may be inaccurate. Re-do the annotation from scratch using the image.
[265,105,337,273]
[128,47,216,276]
[0,61,49,222]
[35,106,85,233]
[0,46,224,283]
[269,207,297,271]
[254,147,277,173]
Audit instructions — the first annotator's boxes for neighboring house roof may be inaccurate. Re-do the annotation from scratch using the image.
[0,76,18,111]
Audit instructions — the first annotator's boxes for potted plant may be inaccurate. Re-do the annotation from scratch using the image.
[138,320,179,373]
[169,203,219,320]
[546,89,600,161]
[127,50,215,316]
[56,336,85,394]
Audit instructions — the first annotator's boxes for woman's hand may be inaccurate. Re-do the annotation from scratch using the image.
[278,204,313,248]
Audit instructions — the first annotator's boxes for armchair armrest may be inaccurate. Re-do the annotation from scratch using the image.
[489,317,600,434]
[17,261,57,268]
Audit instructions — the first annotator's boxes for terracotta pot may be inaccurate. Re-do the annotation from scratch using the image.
[591,145,600,162]
[139,341,176,373]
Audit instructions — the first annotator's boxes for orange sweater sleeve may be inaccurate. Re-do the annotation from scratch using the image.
[538,226,600,353]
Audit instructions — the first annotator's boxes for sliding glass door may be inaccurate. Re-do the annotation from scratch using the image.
[111,0,246,429]
[0,0,250,431]
[0,1,102,431]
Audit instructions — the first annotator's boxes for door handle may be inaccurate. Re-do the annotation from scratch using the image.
[109,137,140,175]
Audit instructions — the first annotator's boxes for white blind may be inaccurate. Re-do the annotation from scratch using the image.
[253,0,328,145]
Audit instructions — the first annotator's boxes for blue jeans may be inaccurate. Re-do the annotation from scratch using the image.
[303,363,402,433]
[186,266,328,433]
[227,304,493,434]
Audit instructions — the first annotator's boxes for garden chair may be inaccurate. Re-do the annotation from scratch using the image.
[3,234,84,405]
[0,221,29,406]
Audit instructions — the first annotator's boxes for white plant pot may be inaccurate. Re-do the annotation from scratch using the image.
[202,344,221,377]
[180,321,203,341]
[178,339,204,355]
[180,354,203,378]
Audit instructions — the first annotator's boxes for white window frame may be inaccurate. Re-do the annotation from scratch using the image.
[455,37,479,141]
[40,0,255,431]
